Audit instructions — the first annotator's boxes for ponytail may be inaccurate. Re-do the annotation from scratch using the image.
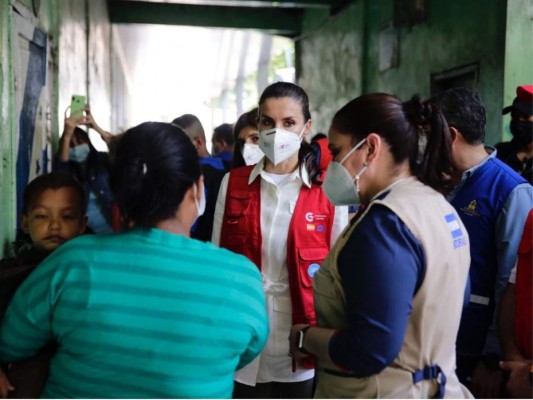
[403,95,454,194]
[299,141,321,185]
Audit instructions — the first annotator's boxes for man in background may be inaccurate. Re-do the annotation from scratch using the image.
[430,87,532,398]
[172,114,228,241]
[496,85,533,184]
[211,123,235,169]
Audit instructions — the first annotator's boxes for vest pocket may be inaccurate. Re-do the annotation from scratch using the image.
[224,235,247,255]
[225,191,251,222]
[297,246,329,288]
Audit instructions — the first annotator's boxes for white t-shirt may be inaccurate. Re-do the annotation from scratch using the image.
[212,160,348,385]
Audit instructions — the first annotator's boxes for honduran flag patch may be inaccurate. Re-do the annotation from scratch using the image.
[445,213,467,249]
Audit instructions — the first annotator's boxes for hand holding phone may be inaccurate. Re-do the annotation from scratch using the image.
[69,95,86,120]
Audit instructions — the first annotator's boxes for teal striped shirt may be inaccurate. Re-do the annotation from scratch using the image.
[0,228,268,398]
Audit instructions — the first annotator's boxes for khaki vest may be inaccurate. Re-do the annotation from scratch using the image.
[313,177,473,398]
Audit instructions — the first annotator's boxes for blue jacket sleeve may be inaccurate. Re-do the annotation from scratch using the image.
[483,183,533,355]
[329,204,425,376]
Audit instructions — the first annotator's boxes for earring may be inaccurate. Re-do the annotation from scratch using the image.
[354,162,369,193]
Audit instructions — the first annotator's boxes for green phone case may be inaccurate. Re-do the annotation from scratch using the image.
[70,95,86,120]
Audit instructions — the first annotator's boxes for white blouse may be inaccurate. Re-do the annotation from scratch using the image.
[212,159,348,385]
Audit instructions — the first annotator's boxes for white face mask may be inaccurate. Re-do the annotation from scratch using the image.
[323,138,368,206]
[193,183,206,219]
[242,143,264,166]
[69,143,90,163]
[258,123,307,165]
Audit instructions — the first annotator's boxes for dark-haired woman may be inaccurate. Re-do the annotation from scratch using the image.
[0,122,268,398]
[288,94,473,398]
[213,82,348,398]
[232,108,264,168]
[57,108,114,233]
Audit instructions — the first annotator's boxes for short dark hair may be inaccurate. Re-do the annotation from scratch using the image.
[213,123,235,146]
[232,108,259,169]
[23,171,87,214]
[111,122,202,227]
[429,87,486,145]
[172,114,201,130]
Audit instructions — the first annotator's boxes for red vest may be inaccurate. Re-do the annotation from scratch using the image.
[220,165,335,327]
[515,209,532,359]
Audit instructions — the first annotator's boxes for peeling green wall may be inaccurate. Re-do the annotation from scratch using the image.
[298,2,365,134]
[502,0,533,141]
[298,0,521,146]
[0,0,123,258]
[0,1,16,257]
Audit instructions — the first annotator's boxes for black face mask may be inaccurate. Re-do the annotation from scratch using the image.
[510,119,533,145]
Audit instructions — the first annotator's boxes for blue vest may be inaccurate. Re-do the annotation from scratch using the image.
[453,157,527,356]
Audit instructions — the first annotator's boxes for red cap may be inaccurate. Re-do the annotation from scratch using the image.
[502,85,533,116]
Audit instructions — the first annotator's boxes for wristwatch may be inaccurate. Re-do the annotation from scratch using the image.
[297,326,312,355]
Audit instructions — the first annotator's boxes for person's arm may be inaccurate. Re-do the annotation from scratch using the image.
[484,183,533,356]
[58,112,80,162]
[211,172,229,246]
[291,205,424,376]
[470,185,532,398]
[233,258,269,369]
[84,108,114,148]
[498,280,526,362]
[0,256,58,363]
[0,370,14,398]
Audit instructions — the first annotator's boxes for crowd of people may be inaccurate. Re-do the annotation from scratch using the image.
[0,82,531,399]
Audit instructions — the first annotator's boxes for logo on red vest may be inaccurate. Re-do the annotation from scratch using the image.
[305,212,328,222]
[308,263,320,278]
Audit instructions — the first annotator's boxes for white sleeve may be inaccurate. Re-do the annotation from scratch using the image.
[508,265,517,284]
[331,205,349,245]
[211,172,230,246]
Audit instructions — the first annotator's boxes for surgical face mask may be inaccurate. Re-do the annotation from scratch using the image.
[242,143,264,166]
[259,123,307,165]
[510,119,533,145]
[194,183,206,219]
[69,143,90,163]
[323,138,368,206]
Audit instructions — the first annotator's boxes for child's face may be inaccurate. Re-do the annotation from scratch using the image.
[21,187,87,252]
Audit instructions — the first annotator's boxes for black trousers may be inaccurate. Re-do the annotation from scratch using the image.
[233,379,314,399]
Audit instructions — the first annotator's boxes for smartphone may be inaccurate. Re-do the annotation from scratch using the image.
[70,95,86,120]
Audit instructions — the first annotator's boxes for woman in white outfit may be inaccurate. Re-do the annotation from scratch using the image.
[212,82,348,398]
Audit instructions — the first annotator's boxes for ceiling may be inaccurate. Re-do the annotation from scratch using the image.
[106,0,353,37]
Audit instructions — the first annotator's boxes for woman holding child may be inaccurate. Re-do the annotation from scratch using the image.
[0,122,268,398]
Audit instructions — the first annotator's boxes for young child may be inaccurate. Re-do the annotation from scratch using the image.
[0,171,87,398]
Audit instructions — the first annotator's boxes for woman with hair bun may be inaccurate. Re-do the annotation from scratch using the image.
[289,94,473,398]
[0,122,268,399]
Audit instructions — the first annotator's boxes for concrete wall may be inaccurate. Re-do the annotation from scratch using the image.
[58,0,115,150]
[502,0,533,140]
[297,0,524,146]
[298,3,365,135]
[0,0,60,256]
